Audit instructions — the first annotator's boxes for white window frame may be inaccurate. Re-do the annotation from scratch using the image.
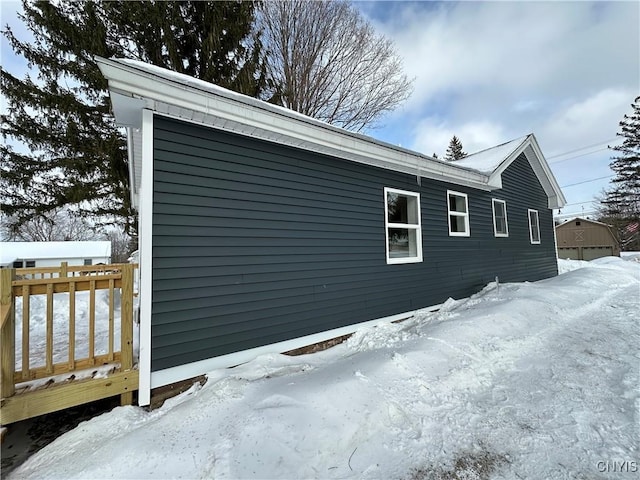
[528,209,541,244]
[447,190,470,237]
[384,187,423,264]
[492,199,509,237]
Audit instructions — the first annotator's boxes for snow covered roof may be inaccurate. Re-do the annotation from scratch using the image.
[453,136,529,174]
[95,57,565,209]
[0,241,112,265]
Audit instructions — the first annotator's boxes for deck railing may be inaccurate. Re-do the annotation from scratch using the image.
[0,263,137,422]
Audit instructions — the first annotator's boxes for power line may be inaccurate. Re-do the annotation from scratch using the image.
[560,200,598,207]
[546,137,619,161]
[560,174,614,188]
[548,147,610,165]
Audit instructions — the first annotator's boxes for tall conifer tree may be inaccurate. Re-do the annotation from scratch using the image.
[600,96,640,250]
[444,135,466,161]
[1,1,266,234]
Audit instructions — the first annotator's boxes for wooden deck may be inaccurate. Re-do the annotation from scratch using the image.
[0,263,138,425]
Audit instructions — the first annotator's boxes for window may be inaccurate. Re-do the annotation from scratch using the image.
[384,187,422,264]
[12,261,23,268]
[575,221,581,226]
[447,190,470,236]
[84,259,93,266]
[528,209,541,244]
[25,261,36,268]
[492,199,509,237]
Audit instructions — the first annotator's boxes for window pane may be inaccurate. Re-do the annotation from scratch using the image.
[449,194,467,213]
[450,215,467,233]
[387,193,419,225]
[388,228,417,258]
[84,259,93,266]
[25,261,36,268]
[494,201,507,235]
[529,211,540,242]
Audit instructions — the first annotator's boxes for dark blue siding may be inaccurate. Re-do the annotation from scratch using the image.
[151,116,557,371]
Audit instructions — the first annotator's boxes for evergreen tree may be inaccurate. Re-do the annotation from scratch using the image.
[600,96,640,250]
[1,1,266,235]
[444,135,467,161]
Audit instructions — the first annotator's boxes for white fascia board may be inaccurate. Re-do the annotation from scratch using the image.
[487,135,566,209]
[137,109,154,406]
[97,58,491,191]
[126,128,137,209]
[527,137,567,209]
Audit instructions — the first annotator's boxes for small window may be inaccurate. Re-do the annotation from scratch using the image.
[447,190,470,236]
[575,221,581,226]
[84,259,93,266]
[528,209,541,244]
[492,199,509,237]
[12,261,23,268]
[25,260,36,268]
[384,187,422,264]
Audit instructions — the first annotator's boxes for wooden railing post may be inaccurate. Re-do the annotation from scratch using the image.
[1,268,16,398]
[60,261,68,278]
[120,264,134,406]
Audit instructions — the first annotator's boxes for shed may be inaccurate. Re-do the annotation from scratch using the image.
[555,217,620,260]
[0,241,112,268]
[96,57,566,405]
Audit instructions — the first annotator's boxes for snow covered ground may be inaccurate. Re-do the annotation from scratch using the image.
[8,258,639,479]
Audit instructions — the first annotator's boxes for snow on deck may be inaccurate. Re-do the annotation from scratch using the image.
[8,257,640,479]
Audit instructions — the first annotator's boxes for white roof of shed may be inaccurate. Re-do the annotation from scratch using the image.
[0,241,112,265]
[95,57,566,209]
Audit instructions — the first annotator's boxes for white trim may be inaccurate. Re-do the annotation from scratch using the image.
[528,209,541,244]
[149,306,441,391]
[447,190,470,237]
[491,198,509,237]
[383,187,423,264]
[138,109,154,406]
[95,57,493,192]
[553,211,560,262]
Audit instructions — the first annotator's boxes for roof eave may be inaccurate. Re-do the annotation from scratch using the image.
[96,57,491,192]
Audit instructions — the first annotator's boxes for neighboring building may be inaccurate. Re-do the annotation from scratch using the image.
[0,241,112,268]
[96,57,566,405]
[555,218,620,260]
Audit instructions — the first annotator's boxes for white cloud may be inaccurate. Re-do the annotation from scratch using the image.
[411,118,505,156]
[363,0,639,213]
[538,87,634,155]
[373,1,639,114]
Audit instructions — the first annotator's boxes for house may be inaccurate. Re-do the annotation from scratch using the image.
[0,241,112,268]
[555,217,620,260]
[96,57,566,405]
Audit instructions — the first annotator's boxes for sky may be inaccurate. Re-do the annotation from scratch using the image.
[1,1,639,219]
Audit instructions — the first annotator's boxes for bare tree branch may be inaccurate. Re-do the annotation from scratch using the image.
[259,0,413,132]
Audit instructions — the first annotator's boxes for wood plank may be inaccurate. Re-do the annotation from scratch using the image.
[46,283,54,374]
[69,282,76,370]
[89,281,96,365]
[108,279,114,361]
[0,370,139,425]
[15,352,123,382]
[0,304,10,330]
[21,285,30,381]
[120,264,135,406]
[1,269,16,398]
[12,278,123,296]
